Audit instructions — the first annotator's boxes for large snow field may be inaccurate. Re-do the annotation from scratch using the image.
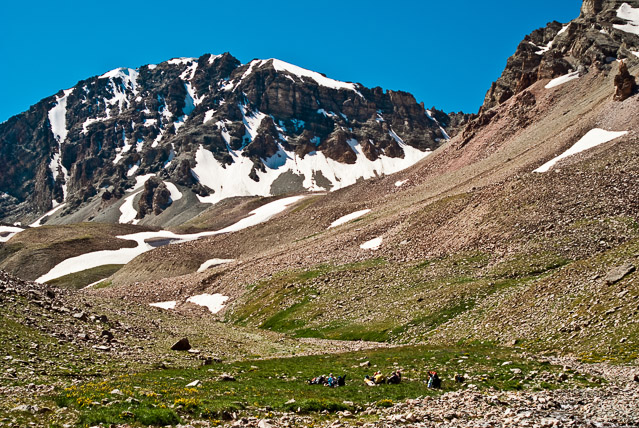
[534,129,628,173]
[193,128,431,205]
[36,195,306,283]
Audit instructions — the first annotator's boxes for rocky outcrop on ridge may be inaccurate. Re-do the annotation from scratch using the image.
[0,54,468,226]
[483,0,639,110]
[614,60,638,100]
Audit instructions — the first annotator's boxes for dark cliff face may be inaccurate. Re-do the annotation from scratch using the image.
[483,0,639,111]
[0,53,466,224]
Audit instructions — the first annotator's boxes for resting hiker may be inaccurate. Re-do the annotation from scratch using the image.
[337,375,346,387]
[373,371,386,384]
[427,371,441,389]
[364,375,376,386]
[326,373,336,387]
[307,375,327,385]
[388,370,402,384]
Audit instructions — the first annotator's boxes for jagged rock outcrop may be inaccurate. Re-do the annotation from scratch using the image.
[0,54,468,226]
[137,177,171,218]
[483,0,639,111]
[614,60,637,100]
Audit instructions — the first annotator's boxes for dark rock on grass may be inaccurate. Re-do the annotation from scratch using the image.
[171,337,191,351]
[605,264,636,285]
[219,373,236,382]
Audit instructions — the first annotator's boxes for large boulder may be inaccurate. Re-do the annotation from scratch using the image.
[171,337,191,351]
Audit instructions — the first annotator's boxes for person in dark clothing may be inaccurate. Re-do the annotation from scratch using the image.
[427,371,441,389]
[388,370,402,384]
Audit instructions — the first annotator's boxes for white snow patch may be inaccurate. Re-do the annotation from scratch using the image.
[216,196,306,233]
[197,259,235,273]
[81,278,111,289]
[119,191,142,224]
[262,59,360,93]
[328,209,371,229]
[557,24,570,36]
[239,105,266,142]
[187,294,228,314]
[37,196,306,283]
[545,71,580,89]
[113,130,133,164]
[150,301,177,310]
[127,162,140,177]
[183,83,196,116]
[360,237,383,250]
[118,173,156,224]
[35,231,162,283]
[81,117,107,135]
[48,89,73,145]
[423,113,450,140]
[193,127,431,205]
[534,25,568,55]
[48,88,74,202]
[614,3,639,36]
[30,203,66,227]
[534,129,629,173]
[203,110,217,124]
[132,174,156,191]
[99,68,139,112]
[0,226,23,243]
[395,179,409,187]
[165,182,182,202]
[164,147,176,168]
[208,54,222,64]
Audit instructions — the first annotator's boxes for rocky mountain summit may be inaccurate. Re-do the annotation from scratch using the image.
[483,0,639,110]
[0,55,467,226]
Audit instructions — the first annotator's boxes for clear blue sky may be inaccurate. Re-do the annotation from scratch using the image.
[1,0,582,122]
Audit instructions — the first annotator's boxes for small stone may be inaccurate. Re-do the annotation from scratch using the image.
[360,361,371,367]
[186,380,200,387]
[258,419,273,428]
[72,312,88,322]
